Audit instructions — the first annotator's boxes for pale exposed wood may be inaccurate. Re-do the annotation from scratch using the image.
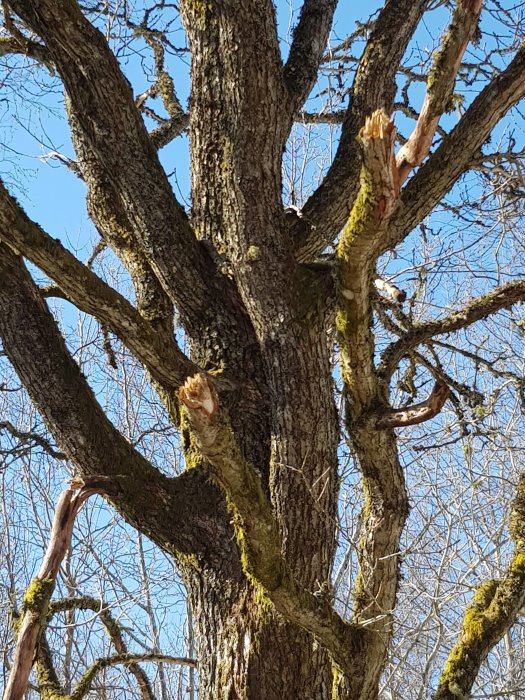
[3,478,111,700]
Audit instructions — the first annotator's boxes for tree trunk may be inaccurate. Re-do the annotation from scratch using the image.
[185,571,334,699]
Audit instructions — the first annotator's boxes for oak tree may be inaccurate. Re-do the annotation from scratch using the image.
[3,1,525,698]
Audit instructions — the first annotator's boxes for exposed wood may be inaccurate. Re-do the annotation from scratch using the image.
[396,0,483,184]
[3,478,112,700]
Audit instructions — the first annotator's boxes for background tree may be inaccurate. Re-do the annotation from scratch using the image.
[3,0,525,698]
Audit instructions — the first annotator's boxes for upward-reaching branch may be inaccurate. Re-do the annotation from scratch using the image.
[383,42,525,254]
[396,0,482,185]
[292,0,429,261]
[7,0,242,342]
[0,180,197,390]
[0,245,238,569]
[283,0,337,117]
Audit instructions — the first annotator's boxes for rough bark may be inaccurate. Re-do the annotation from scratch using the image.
[3,1,525,698]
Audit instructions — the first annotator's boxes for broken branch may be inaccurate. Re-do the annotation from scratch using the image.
[178,373,370,673]
[3,477,113,700]
[375,379,450,429]
[396,0,483,185]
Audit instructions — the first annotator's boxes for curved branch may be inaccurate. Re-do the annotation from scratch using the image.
[178,373,370,674]
[50,594,155,700]
[0,420,66,460]
[71,653,196,700]
[378,280,525,380]
[283,0,337,115]
[374,379,449,429]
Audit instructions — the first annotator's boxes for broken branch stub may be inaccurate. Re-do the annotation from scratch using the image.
[375,379,450,429]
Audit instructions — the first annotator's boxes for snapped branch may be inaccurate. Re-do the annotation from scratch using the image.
[178,373,370,674]
[384,42,525,254]
[3,477,112,700]
[292,0,428,261]
[396,0,482,185]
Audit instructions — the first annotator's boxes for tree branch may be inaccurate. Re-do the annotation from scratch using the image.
[396,0,482,185]
[8,0,242,343]
[0,180,198,390]
[4,477,112,700]
[292,0,429,261]
[383,43,525,254]
[178,373,370,674]
[337,109,399,411]
[378,280,525,381]
[71,654,196,700]
[283,0,337,116]
[374,379,450,429]
[0,246,238,569]
[0,420,66,460]
[435,468,525,699]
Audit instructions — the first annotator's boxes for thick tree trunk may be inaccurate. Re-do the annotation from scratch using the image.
[185,570,333,699]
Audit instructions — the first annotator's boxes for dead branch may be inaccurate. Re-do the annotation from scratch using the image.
[397,0,482,185]
[3,477,113,700]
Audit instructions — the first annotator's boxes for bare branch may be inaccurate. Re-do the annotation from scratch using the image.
[379,280,525,381]
[71,654,196,700]
[292,0,429,261]
[0,180,198,390]
[383,43,525,254]
[4,477,112,700]
[396,0,482,184]
[0,420,66,460]
[283,0,337,115]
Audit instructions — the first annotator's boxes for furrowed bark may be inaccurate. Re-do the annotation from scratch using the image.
[292,0,429,261]
[8,0,244,344]
[0,180,197,390]
[0,245,239,571]
[396,0,482,184]
[283,0,338,117]
[4,478,110,700]
[435,470,525,699]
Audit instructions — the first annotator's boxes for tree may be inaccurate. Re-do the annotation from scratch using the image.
[2,0,525,697]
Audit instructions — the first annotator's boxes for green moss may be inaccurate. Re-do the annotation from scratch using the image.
[509,551,525,575]
[22,577,55,617]
[331,664,341,699]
